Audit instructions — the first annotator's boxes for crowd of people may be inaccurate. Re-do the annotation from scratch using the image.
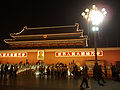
[0,62,120,86]
[0,64,18,80]
[34,62,81,79]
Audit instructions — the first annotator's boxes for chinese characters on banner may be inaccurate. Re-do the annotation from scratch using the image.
[55,51,103,57]
[0,53,27,57]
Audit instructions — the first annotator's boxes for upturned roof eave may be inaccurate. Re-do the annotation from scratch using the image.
[10,31,83,39]
[4,38,87,45]
[10,23,81,38]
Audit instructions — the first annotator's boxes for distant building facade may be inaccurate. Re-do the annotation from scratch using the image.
[0,48,120,66]
[0,23,120,66]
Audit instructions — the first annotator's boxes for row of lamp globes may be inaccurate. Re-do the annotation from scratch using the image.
[81,5,107,31]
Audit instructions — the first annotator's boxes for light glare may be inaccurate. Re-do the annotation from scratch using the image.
[85,15,88,19]
[85,9,89,12]
[102,8,106,12]
[103,11,107,15]
[96,27,99,31]
[81,12,85,16]
[90,10,104,25]
[92,27,96,31]
[92,26,99,31]
[92,5,96,9]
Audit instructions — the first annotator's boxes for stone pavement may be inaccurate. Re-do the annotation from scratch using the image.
[91,79,120,90]
[0,73,120,90]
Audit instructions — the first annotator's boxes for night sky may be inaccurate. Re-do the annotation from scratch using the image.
[0,0,120,48]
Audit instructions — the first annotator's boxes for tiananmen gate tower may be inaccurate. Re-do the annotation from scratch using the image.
[0,23,120,67]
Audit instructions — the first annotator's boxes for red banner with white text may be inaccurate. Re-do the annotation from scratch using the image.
[0,53,27,57]
[55,51,103,57]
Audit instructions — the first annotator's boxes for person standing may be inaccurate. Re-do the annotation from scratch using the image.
[46,66,50,79]
[115,64,120,81]
[93,63,98,80]
[14,65,18,77]
[110,63,116,79]
[0,64,4,79]
[4,64,9,80]
[9,65,13,77]
[80,66,89,88]
[104,65,107,78]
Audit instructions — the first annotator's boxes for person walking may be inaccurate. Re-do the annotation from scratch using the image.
[80,66,89,88]
[93,63,98,80]
[97,65,106,86]
[104,65,108,78]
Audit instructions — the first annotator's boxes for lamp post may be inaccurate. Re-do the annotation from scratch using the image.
[81,5,107,64]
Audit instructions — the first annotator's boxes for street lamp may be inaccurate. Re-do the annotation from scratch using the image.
[81,5,107,64]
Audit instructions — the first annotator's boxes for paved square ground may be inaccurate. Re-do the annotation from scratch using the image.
[0,74,120,90]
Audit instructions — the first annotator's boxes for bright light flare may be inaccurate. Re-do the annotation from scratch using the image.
[92,26,99,31]
[102,8,106,12]
[92,5,96,9]
[84,15,88,19]
[81,5,107,26]
[85,8,89,12]
[102,8,107,15]
[103,11,107,15]
[81,12,85,16]
[89,10,104,25]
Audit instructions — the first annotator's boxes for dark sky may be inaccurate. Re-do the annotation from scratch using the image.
[0,0,120,48]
